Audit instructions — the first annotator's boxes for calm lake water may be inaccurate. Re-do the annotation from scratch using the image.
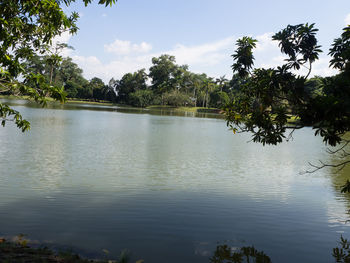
[0,99,350,262]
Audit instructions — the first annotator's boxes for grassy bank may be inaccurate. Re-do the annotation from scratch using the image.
[0,95,115,106]
[146,105,221,114]
[1,95,299,121]
[66,98,115,106]
[1,95,223,115]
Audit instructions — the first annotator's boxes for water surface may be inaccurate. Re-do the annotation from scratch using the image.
[0,99,349,262]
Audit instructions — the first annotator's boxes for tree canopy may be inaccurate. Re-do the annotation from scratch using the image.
[0,0,117,131]
[224,23,350,171]
[225,24,349,145]
[109,54,233,108]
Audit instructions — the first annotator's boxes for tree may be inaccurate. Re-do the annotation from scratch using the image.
[24,55,90,99]
[115,69,148,104]
[163,90,191,107]
[202,78,215,108]
[149,55,179,104]
[186,73,205,107]
[210,91,230,108]
[0,0,117,131]
[129,90,154,107]
[224,23,350,172]
[215,75,228,92]
[304,76,324,97]
[89,77,106,100]
[45,43,74,85]
[106,78,118,102]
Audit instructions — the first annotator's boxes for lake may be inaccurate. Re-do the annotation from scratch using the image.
[0,99,349,262]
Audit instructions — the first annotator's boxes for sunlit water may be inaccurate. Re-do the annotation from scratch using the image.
[0,99,349,262]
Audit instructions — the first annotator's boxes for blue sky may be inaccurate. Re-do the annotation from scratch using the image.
[57,0,350,83]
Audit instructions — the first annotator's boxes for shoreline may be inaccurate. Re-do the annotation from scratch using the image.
[0,95,222,114]
[0,95,298,122]
[0,238,120,263]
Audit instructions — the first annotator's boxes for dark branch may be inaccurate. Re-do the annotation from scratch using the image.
[303,159,350,174]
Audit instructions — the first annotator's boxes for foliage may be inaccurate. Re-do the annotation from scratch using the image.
[90,77,106,100]
[163,89,192,107]
[329,25,350,72]
[333,236,350,263]
[0,237,114,262]
[129,89,154,107]
[224,23,350,147]
[8,50,236,109]
[110,55,231,108]
[115,69,148,104]
[304,76,324,97]
[23,54,118,102]
[272,23,321,77]
[231,37,257,78]
[210,91,230,108]
[210,237,350,263]
[210,245,271,263]
[0,0,117,131]
[149,55,178,94]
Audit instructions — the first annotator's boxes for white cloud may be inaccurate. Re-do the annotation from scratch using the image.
[102,13,107,17]
[71,54,152,81]
[49,31,74,57]
[310,57,338,77]
[104,40,152,55]
[73,37,236,82]
[254,32,287,68]
[345,13,350,25]
[70,33,337,83]
[165,36,235,67]
[255,32,278,52]
[52,31,72,45]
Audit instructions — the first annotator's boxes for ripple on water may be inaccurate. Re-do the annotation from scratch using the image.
[0,102,349,263]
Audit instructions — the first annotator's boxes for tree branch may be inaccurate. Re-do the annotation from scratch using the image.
[303,159,350,174]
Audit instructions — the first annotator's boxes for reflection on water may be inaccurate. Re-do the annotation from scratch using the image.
[210,245,271,263]
[0,99,350,262]
[0,99,223,119]
[323,139,350,227]
[211,236,350,263]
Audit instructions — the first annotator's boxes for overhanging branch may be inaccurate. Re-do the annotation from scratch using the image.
[303,159,350,174]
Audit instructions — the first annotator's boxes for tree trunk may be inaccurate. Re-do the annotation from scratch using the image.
[50,66,53,85]
[205,90,209,108]
[193,88,197,107]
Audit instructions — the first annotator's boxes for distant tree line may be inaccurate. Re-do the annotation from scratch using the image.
[113,54,235,108]
[22,55,117,103]
[19,53,326,109]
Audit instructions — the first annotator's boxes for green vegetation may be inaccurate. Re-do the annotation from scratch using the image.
[210,245,271,263]
[0,95,115,106]
[22,56,118,103]
[0,237,135,263]
[0,0,245,126]
[1,1,347,166]
[146,105,221,114]
[3,51,237,114]
[224,23,350,173]
[3,237,350,263]
[1,1,348,147]
[0,0,117,132]
[1,1,350,262]
[43,53,235,109]
[210,236,350,263]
